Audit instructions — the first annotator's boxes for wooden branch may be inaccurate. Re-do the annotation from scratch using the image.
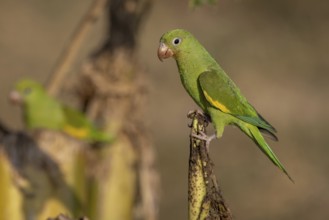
[188,110,232,220]
[46,0,108,96]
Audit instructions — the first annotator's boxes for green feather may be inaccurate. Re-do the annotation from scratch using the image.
[246,125,293,182]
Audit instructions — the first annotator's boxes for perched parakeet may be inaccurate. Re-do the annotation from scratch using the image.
[158,29,292,181]
[10,79,112,143]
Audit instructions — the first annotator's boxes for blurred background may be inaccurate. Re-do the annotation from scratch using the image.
[1,0,329,219]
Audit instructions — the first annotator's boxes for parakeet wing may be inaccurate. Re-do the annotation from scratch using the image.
[62,106,112,143]
[198,70,277,136]
[62,106,92,139]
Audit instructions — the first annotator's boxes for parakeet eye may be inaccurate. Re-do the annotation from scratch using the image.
[172,38,181,46]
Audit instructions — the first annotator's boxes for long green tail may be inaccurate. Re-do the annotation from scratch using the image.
[240,123,294,182]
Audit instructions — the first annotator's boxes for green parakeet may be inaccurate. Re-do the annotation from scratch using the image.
[158,29,292,181]
[10,79,113,143]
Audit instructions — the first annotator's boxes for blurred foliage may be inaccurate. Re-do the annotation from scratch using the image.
[0,129,86,220]
[0,0,157,219]
[0,149,24,220]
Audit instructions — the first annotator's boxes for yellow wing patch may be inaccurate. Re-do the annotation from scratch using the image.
[63,125,89,139]
[203,91,231,113]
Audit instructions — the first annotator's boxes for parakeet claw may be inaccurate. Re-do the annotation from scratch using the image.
[191,132,216,151]
[187,109,206,118]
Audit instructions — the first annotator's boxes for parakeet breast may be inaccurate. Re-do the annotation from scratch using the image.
[175,52,218,111]
[24,94,64,130]
[178,67,207,110]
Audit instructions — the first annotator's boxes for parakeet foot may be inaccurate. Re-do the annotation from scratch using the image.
[191,132,216,151]
[187,109,211,127]
[187,109,205,117]
[187,109,211,120]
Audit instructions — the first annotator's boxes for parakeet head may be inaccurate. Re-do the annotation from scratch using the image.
[10,79,45,105]
[158,29,199,61]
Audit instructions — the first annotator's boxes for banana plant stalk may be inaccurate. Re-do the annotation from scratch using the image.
[188,110,232,220]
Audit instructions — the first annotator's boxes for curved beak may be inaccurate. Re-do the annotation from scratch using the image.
[9,91,22,105]
[157,42,174,62]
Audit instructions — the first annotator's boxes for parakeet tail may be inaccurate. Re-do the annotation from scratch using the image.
[90,130,114,143]
[240,123,294,182]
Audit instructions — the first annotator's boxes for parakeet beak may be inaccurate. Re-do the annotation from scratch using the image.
[157,42,174,61]
[9,91,23,105]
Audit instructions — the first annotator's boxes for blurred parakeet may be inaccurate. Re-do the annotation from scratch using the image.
[10,79,113,143]
[158,29,292,181]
